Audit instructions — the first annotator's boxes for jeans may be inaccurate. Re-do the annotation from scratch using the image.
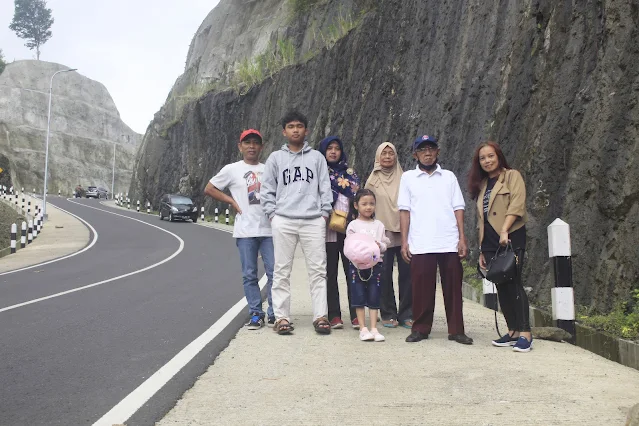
[349,262,383,309]
[236,237,274,318]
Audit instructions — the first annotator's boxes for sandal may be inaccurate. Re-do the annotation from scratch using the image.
[274,318,293,335]
[401,319,414,329]
[313,317,331,335]
[382,319,399,328]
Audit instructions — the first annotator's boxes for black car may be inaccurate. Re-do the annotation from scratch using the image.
[158,194,198,222]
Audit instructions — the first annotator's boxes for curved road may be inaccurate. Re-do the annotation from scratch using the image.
[0,197,251,425]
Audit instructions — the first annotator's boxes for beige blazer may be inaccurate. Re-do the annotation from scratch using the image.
[476,168,528,246]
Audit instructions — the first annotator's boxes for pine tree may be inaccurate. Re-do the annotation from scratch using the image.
[9,0,54,60]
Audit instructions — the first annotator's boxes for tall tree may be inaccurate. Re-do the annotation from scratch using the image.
[9,0,54,60]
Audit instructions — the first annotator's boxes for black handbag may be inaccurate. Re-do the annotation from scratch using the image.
[486,242,519,285]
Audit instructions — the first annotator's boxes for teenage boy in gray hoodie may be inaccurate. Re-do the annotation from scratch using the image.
[260,111,333,335]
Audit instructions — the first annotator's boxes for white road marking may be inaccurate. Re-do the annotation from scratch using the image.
[0,200,185,313]
[0,202,99,276]
[93,274,268,426]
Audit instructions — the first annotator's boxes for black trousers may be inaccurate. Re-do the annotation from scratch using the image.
[484,248,530,332]
[326,233,355,321]
[380,246,412,322]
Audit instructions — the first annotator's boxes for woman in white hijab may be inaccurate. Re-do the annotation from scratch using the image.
[365,142,412,328]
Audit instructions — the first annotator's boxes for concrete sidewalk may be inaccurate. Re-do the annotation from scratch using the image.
[158,249,639,426]
[0,195,90,273]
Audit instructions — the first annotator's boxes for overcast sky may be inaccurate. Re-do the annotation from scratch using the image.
[0,0,220,134]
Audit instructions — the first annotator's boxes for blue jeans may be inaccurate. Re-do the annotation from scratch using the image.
[349,262,383,309]
[236,237,274,318]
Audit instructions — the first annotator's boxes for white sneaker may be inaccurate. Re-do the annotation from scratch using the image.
[359,327,374,341]
[371,329,385,342]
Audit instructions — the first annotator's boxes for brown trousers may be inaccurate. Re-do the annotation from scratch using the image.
[411,252,465,335]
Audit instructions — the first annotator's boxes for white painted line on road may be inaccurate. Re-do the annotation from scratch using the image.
[93,274,268,426]
[0,200,185,314]
[0,202,99,276]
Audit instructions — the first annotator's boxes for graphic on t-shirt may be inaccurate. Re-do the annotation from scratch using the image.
[244,170,262,205]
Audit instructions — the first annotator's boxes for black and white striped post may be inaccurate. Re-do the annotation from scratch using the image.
[147,201,150,214]
[225,208,229,225]
[548,218,576,343]
[21,194,25,211]
[10,223,17,254]
[127,198,130,209]
[200,206,204,221]
[27,200,31,216]
[214,208,219,223]
[28,220,33,244]
[14,192,18,206]
[20,221,26,249]
[482,278,499,311]
[32,188,35,197]
[137,200,140,212]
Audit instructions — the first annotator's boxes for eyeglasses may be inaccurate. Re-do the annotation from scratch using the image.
[415,146,438,153]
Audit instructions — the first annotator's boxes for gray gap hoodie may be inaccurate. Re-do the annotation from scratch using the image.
[260,141,333,220]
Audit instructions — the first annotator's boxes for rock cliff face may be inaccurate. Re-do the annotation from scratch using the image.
[0,60,140,195]
[130,0,639,311]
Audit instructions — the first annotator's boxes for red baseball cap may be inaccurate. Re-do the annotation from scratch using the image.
[239,129,263,143]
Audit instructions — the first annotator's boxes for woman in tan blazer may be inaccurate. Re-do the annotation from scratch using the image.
[468,141,532,352]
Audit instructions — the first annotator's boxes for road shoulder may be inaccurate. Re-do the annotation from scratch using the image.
[0,196,91,273]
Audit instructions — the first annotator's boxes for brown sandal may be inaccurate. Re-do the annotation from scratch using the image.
[313,317,331,335]
[274,319,293,335]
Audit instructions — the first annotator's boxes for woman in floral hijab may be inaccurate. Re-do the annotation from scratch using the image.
[319,136,361,329]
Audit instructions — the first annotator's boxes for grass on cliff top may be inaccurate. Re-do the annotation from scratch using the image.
[0,202,26,249]
[577,291,639,341]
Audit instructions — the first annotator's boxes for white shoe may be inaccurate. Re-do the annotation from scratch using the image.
[371,329,385,342]
[359,327,374,341]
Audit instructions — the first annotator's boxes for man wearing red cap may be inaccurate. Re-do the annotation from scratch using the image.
[205,129,275,329]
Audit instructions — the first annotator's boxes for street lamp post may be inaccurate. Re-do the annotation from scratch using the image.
[42,68,77,220]
[112,142,116,199]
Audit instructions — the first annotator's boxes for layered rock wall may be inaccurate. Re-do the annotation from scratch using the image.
[0,60,140,195]
[131,0,639,311]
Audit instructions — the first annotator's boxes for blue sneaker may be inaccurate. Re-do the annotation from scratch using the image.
[512,336,533,352]
[492,333,517,347]
[246,314,264,330]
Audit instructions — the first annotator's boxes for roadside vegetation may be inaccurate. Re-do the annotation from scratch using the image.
[462,259,483,293]
[0,202,27,250]
[577,291,639,341]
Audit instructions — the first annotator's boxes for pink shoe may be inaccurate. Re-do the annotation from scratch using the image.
[371,329,385,342]
[359,327,374,341]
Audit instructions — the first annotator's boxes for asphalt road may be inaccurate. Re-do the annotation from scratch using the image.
[0,198,250,425]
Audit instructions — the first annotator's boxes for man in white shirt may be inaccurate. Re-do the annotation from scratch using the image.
[205,129,274,330]
[398,135,473,345]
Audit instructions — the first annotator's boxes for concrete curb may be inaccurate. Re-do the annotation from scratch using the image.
[462,280,639,371]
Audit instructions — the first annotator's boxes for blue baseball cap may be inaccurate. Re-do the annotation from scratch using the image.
[412,134,439,151]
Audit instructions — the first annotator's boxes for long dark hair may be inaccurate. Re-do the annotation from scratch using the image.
[467,141,511,200]
[349,188,376,221]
